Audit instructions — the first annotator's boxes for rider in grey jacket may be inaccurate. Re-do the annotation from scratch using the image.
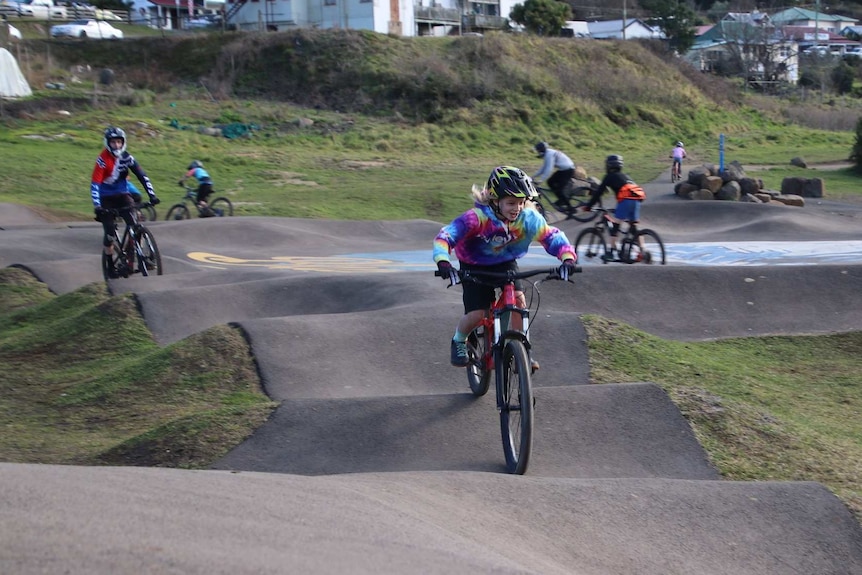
[532,142,576,208]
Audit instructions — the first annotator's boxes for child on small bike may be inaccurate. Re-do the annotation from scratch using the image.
[671,141,687,178]
[581,154,646,262]
[433,165,577,368]
[178,160,217,217]
[90,126,160,277]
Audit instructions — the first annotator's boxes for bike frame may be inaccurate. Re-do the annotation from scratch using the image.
[476,281,531,412]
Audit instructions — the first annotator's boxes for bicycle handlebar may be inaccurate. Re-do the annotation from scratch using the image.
[435,265,581,286]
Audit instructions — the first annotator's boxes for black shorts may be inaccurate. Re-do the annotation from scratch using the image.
[460,260,522,313]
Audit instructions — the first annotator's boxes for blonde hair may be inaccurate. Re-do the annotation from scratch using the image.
[471,184,491,205]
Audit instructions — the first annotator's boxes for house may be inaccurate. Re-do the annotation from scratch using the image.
[784,26,862,56]
[562,19,589,38]
[770,7,858,35]
[587,18,662,40]
[686,17,799,85]
[415,0,515,36]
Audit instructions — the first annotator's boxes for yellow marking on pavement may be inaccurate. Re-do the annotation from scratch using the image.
[187,252,426,272]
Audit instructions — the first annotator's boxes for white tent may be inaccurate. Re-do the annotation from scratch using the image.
[0,48,32,98]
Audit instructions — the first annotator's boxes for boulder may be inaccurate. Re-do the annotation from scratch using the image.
[781,177,823,198]
[687,165,710,186]
[687,189,715,200]
[702,176,723,194]
[738,177,762,195]
[716,181,741,201]
[790,157,808,168]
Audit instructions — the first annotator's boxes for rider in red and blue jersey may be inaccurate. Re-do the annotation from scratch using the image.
[90,127,160,273]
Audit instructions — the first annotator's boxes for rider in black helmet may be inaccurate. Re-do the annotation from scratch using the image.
[584,155,647,262]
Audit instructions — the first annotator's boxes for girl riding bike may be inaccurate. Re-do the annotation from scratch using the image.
[433,165,577,369]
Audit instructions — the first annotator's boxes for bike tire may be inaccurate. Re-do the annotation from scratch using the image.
[499,339,534,475]
[620,229,666,265]
[166,204,191,221]
[136,228,163,276]
[138,204,157,222]
[569,193,601,223]
[101,239,123,280]
[573,228,607,263]
[209,197,234,217]
[466,327,492,397]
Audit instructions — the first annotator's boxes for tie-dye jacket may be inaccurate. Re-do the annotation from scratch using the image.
[433,203,576,266]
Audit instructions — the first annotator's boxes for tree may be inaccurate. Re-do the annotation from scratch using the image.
[852,116,862,172]
[510,0,572,37]
[640,0,698,54]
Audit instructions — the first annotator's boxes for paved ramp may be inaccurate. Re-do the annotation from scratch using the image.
[1,199,862,574]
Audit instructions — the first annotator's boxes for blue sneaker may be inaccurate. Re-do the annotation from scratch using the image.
[450,339,469,367]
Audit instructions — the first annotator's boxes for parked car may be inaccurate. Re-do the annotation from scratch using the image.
[15,0,66,18]
[50,19,123,38]
[186,13,221,28]
[0,0,23,17]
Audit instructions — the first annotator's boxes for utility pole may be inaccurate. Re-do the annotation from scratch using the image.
[622,0,626,40]
[815,0,820,48]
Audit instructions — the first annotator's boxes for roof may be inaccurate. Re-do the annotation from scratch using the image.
[771,7,858,25]
[587,18,660,39]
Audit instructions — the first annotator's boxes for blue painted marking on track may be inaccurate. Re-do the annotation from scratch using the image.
[349,241,862,269]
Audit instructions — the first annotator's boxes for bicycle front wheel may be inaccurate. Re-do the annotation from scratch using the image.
[499,339,534,475]
[136,228,163,276]
[209,197,234,217]
[466,327,491,397]
[620,229,666,265]
[138,204,157,222]
[573,228,607,263]
[166,204,191,221]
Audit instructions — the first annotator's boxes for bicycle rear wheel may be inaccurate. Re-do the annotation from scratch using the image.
[135,228,163,276]
[209,197,234,217]
[166,204,191,221]
[573,228,607,263]
[499,339,534,475]
[466,327,491,397]
[620,229,666,265]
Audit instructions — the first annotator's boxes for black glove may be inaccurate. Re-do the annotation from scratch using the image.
[178,180,185,187]
[436,260,453,279]
[149,196,161,206]
[93,207,103,222]
[559,258,578,281]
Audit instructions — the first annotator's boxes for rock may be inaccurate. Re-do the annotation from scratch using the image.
[790,157,807,168]
[716,181,741,201]
[781,177,823,198]
[738,177,761,195]
[702,175,723,194]
[740,193,763,203]
[676,182,698,197]
[772,194,805,207]
[687,189,715,200]
[687,165,710,186]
